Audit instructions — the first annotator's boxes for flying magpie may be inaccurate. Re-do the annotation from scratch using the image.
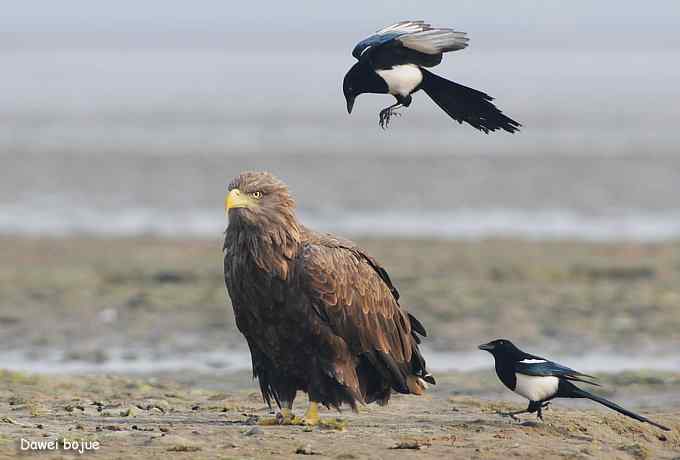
[343,20,521,132]
[479,339,670,431]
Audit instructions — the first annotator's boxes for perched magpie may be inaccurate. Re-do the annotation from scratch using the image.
[479,339,670,431]
[343,20,521,132]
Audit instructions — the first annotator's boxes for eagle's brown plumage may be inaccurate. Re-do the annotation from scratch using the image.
[223,171,434,413]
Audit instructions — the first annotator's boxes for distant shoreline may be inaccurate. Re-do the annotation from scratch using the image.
[4,206,680,242]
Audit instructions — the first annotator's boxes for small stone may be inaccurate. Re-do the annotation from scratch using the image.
[296,444,317,455]
[243,426,263,437]
[103,425,124,431]
[391,439,431,450]
[120,407,139,417]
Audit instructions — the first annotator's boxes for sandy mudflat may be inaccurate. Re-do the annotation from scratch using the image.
[1,236,680,356]
[0,370,678,460]
[1,236,680,458]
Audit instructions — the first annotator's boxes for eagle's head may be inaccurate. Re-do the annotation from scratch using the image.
[225,171,301,278]
[225,171,298,234]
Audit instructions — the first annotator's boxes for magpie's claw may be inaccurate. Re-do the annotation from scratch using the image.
[378,107,402,129]
[378,109,390,129]
[497,410,522,421]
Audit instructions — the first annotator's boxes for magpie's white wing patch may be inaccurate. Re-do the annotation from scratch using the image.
[353,21,469,61]
[514,374,559,402]
[515,358,600,386]
[399,29,469,55]
[519,358,548,364]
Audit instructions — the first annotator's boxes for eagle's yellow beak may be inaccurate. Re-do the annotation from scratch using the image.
[225,189,250,213]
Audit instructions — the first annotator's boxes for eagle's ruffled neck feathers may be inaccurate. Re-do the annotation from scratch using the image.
[226,209,302,281]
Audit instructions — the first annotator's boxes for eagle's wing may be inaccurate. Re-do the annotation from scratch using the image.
[296,234,427,394]
[516,358,600,386]
[352,20,468,68]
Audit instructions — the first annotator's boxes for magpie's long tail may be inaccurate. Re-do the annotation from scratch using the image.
[571,387,671,431]
[419,68,521,134]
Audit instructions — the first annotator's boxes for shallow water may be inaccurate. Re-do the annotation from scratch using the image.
[5,347,680,376]
[4,154,680,241]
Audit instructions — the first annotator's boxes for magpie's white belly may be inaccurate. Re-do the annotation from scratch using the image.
[514,374,559,402]
[376,65,423,97]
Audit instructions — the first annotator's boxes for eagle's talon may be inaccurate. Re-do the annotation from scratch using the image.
[318,418,348,431]
[302,401,320,426]
[257,415,281,426]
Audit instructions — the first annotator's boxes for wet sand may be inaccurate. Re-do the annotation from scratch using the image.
[0,370,678,459]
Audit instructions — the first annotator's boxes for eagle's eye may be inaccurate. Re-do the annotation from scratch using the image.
[250,191,263,199]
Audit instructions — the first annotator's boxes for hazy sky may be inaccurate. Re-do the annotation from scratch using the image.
[3,1,679,49]
[2,1,680,157]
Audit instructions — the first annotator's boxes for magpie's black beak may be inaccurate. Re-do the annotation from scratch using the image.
[478,343,494,351]
[346,95,355,114]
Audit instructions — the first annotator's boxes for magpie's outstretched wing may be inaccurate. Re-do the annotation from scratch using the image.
[516,358,600,386]
[352,20,469,69]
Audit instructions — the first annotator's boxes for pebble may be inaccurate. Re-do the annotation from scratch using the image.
[243,426,263,437]
[295,443,317,455]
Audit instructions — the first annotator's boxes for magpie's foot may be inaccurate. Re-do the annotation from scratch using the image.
[536,402,551,420]
[378,107,402,129]
[497,410,522,422]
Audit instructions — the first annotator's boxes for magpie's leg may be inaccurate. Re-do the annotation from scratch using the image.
[379,103,403,129]
[497,408,531,421]
[499,401,545,421]
[378,95,413,129]
[536,402,551,421]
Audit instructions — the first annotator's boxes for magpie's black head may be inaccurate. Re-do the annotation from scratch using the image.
[343,62,389,114]
[478,339,524,360]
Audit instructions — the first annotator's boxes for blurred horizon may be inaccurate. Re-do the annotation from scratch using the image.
[2,1,680,240]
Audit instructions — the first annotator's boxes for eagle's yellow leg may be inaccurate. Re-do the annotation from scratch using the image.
[301,402,347,430]
[302,401,320,426]
[258,402,346,429]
